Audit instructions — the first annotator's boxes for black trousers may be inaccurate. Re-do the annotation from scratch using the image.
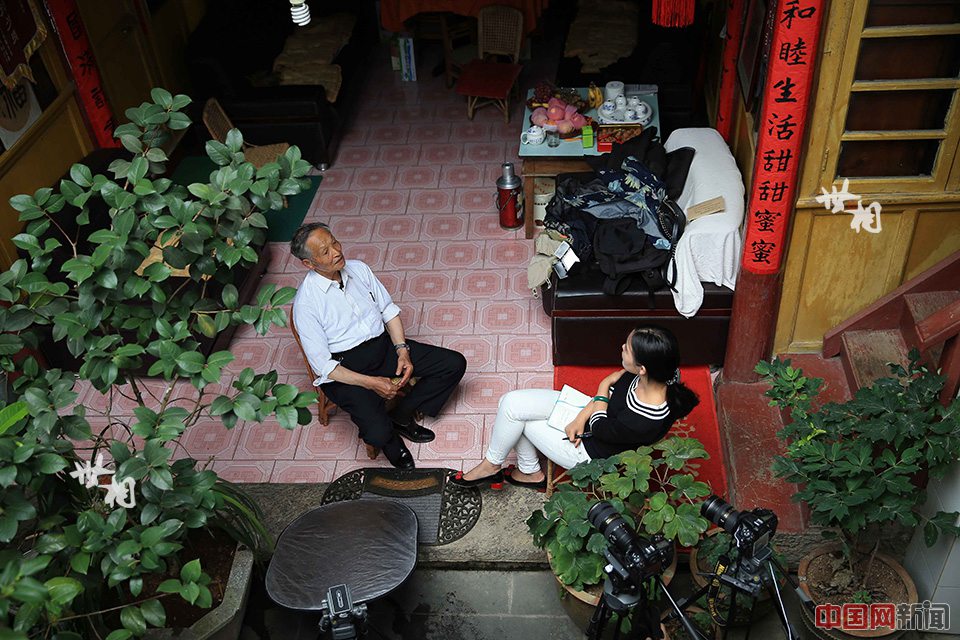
[321,333,467,448]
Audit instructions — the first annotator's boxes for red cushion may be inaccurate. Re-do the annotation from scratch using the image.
[455,60,523,99]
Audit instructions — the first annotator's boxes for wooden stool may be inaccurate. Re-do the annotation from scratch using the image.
[545,459,570,497]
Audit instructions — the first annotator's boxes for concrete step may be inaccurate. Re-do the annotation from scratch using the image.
[840,328,909,393]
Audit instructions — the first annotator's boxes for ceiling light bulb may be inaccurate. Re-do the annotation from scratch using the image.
[290,0,311,26]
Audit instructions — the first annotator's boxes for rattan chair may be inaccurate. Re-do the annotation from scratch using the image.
[455,5,524,122]
[202,98,290,169]
[289,307,380,460]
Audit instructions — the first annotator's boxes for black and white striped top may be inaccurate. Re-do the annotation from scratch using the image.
[583,372,674,459]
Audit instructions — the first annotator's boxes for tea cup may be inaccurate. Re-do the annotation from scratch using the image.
[604,81,624,102]
[614,95,627,110]
[627,96,641,108]
[520,125,545,145]
[599,100,616,117]
[625,108,638,121]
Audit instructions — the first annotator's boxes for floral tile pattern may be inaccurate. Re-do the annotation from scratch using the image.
[191,61,553,481]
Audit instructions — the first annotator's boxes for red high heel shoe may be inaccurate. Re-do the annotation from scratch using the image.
[450,469,505,490]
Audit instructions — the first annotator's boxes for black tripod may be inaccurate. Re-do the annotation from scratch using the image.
[587,551,708,640]
[665,546,813,640]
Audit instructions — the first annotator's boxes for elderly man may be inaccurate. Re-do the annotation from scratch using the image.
[289,222,467,470]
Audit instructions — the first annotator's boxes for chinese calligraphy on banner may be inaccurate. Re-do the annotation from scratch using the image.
[44,0,117,148]
[0,0,47,90]
[742,0,824,275]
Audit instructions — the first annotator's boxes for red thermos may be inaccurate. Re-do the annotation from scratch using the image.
[496,162,523,229]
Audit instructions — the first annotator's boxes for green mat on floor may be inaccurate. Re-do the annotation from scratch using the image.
[170,156,321,242]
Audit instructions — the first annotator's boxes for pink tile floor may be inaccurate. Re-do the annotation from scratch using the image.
[75,60,549,483]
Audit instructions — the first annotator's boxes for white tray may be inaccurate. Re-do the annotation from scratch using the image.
[596,105,654,126]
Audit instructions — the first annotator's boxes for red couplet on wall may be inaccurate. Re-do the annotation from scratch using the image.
[44,0,118,148]
[715,0,745,142]
[741,0,824,275]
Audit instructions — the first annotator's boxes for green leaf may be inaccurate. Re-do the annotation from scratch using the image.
[0,402,28,435]
[181,558,202,583]
[176,351,205,374]
[105,630,133,640]
[275,405,297,429]
[151,87,173,108]
[141,598,166,627]
[181,582,201,605]
[120,605,147,635]
[157,579,181,594]
[167,111,191,130]
[44,577,83,606]
[37,453,68,474]
[70,164,93,187]
[70,552,91,575]
[120,135,143,154]
[225,129,243,153]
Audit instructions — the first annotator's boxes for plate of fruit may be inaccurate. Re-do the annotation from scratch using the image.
[528,83,592,138]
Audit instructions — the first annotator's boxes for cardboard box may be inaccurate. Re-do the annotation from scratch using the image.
[398,36,417,81]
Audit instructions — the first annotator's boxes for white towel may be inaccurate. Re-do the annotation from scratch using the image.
[664,128,746,317]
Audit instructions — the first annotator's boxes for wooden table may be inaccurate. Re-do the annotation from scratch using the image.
[520,158,591,239]
[518,86,660,238]
[380,0,548,34]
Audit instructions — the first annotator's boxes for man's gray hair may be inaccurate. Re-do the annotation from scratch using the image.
[290,222,330,261]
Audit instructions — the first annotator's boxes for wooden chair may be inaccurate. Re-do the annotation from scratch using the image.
[202,98,290,169]
[289,307,380,460]
[407,12,475,88]
[455,6,524,122]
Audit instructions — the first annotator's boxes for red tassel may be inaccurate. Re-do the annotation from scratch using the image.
[652,0,695,27]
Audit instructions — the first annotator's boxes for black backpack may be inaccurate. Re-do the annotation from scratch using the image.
[593,199,686,300]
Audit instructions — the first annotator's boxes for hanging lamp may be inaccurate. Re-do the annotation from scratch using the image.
[652,0,695,28]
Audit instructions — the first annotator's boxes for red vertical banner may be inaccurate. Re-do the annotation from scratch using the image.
[741,0,824,275]
[715,0,745,142]
[44,0,117,148]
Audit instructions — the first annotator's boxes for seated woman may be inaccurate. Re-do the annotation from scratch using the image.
[452,325,699,489]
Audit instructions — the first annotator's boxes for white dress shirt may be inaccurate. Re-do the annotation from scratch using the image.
[292,260,402,385]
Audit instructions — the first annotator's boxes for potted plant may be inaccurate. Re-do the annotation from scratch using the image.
[526,436,713,634]
[0,88,317,639]
[757,354,960,638]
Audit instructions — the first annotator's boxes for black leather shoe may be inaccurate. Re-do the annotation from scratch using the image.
[393,420,436,443]
[384,440,416,470]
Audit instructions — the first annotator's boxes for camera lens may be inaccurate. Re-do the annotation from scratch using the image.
[588,501,673,584]
[588,501,637,551]
[701,495,740,534]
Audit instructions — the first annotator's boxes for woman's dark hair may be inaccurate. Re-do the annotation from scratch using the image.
[629,325,700,421]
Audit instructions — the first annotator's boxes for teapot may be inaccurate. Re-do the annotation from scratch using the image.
[520,125,545,145]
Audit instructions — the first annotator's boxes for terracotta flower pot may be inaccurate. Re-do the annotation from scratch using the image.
[796,542,917,640]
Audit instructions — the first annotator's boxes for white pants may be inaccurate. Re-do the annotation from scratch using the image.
[485,389,592,474]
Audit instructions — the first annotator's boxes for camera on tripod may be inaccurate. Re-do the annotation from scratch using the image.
[585,501,705,640]
[701,495,778,564]
[589,501,674,588]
